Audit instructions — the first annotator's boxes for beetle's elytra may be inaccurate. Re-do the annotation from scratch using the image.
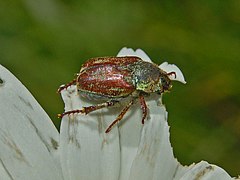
[58,56,176,133]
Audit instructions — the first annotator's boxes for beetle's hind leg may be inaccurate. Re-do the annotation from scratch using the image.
[58,100,119,118]
[58,99,135,133]
[105,99,135,133]
[58,109,84,118]
[82,100,119,114]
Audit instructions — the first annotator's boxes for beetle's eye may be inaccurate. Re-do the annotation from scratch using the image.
[160,77,167,85]
[160,77,171,91]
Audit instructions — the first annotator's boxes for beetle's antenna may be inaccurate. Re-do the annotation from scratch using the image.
[57,79,77,93]
[167,72,176,78]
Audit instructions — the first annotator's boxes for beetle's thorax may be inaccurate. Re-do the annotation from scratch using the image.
[129,61,164,93]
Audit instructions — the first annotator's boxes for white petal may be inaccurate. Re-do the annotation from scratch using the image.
[0,161,13,180]
[123,95,234,180]
[59,86,120,180]
[126,95,182,180]
[0,65,63,180]
[116,47,135,57]
[117,100,143,180]
[117,47,152,62]
[178,161,233,180]
[159,62,187,84]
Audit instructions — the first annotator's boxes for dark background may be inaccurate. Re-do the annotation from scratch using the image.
[0,0,239,176]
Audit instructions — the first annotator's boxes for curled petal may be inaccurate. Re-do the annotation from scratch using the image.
[117,47,152,62]
[159,62,187,84]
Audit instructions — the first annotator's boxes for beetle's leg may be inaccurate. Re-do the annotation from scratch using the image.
[58,100,118,118]
[57,79,77,93]
[105,99,134,133]
[139,94,147,124]
[58,109,84,118]
[82,100,118,114]
[167,71,176,78]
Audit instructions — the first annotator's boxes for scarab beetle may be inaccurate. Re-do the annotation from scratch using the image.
[58,56,176,133]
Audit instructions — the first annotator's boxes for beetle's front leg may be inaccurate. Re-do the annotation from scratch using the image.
[58,100,119,118]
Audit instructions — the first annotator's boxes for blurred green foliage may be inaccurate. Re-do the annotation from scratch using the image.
[0,0,239,176]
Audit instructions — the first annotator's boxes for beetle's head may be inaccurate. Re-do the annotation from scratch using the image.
[160,76,172,92]
[159,71,176,93]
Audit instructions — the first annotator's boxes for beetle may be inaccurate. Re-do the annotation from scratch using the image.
[58,56,176,133]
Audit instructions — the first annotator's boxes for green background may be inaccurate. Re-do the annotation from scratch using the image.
[1,0,239,176]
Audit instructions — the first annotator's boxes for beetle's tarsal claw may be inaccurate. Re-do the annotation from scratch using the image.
[57,109,85,119]
[57,84,71,93]
[57,86,66,93]
[57,113,63,118]
[105,127,111,133]
[57,79,77,93]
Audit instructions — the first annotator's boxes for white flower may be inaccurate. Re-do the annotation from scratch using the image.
[0,48,236,180]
